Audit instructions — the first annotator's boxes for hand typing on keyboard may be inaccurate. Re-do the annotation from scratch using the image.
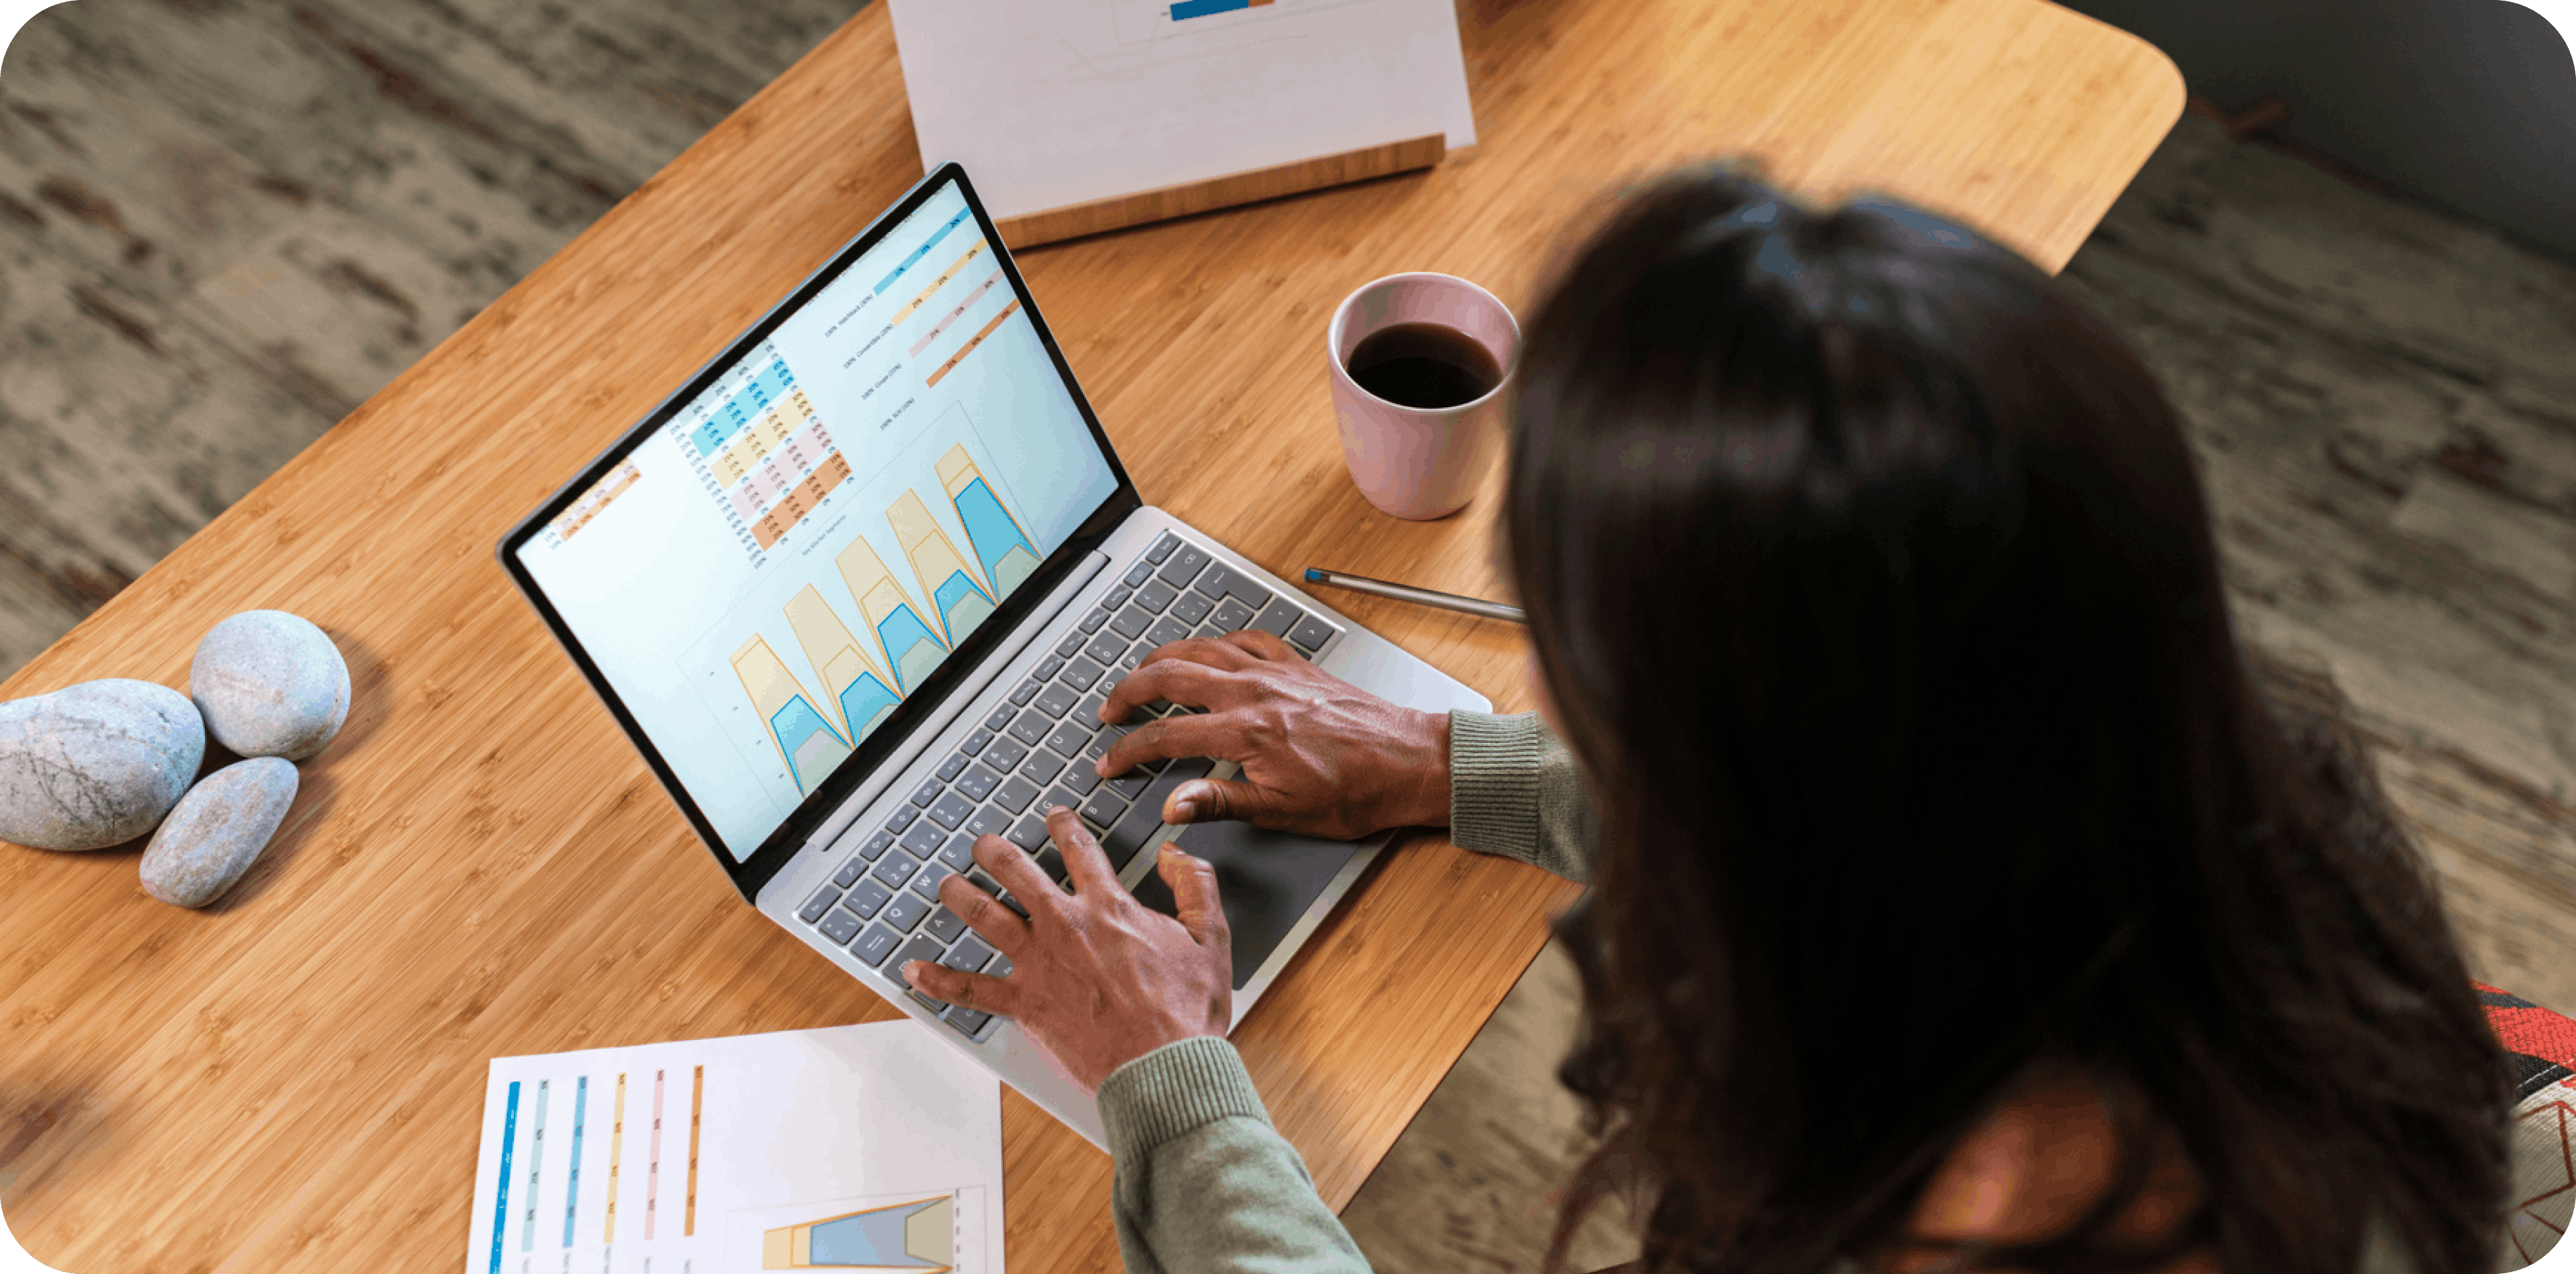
[1093,629,1453,841]
[902,806,1233,1093]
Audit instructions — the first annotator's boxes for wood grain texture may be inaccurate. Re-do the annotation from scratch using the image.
[995,135,1447,250]
[0,0,873,681]
[0,1,2181,1269]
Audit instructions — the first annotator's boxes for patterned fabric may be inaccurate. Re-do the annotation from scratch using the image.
[2481,984,2576,1271]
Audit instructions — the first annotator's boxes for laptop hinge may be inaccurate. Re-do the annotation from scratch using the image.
[798,551,1109,856]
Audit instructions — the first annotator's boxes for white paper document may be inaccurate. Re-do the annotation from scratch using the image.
[887,0,1477,220]
[462,1022,1003,1274]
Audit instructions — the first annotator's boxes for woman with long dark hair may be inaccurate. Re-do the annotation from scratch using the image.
[902,165,2544,1274]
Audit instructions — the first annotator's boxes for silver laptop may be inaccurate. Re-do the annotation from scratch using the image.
[499,163,1490,1147]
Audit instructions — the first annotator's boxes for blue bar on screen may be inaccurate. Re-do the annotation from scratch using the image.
[1172,0,1250,17]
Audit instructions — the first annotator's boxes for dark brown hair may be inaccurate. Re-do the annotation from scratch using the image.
[1504,165,2512,1274]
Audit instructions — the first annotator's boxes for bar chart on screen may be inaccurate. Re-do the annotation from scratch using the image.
[717,437,1034,796]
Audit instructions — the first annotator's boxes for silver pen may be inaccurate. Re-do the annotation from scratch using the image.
[1301,567,1526,624]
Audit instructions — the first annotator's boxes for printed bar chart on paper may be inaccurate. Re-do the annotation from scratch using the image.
[464,1023,1003,1274]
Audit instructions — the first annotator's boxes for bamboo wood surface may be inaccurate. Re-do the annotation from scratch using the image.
[994,135,1448,250]
[0,1,2180,1270]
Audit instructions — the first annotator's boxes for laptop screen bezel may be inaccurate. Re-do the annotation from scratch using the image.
[496,161,1142,902]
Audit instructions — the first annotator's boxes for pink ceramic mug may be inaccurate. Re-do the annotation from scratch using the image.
[1327,273,1519,521]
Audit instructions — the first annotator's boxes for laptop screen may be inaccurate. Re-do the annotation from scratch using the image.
[510,172,1121,862]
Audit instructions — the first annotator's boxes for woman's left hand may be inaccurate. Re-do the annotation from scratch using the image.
[904,806,1233,1094]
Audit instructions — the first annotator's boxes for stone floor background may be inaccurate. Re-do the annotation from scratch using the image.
[6,4,2574,1273]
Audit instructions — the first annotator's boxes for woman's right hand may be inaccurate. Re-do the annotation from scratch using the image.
[1092,629,1452,841]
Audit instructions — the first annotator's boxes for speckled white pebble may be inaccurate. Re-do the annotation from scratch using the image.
[189,610,350,762]
[0,679,206,851]
[139,756,298,908]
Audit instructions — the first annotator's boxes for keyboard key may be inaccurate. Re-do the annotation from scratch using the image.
[901,819,945,857]
[842,879,893,919]
[983,735,1030,770]
[1251,597,1305,638]
[960,728,992,756]
[1080,790,1127,829]
[1158,543,1210,588]
[1044,786,1085,819]
[987,952,1014,979]
[816,908,864,945]
[936,752,970,781]
[1076,692,1109,723]
[884,805,918,833]
[832,857,870,888]
[1034,683,1077,719]
[984,705,1015,733]
[1210,597,1257,630]
[927,791,976,831]
[1055,631,1088,658]
[944,935,996,974]
[924,906,967,943]
[1104,757,1216,872]
[1192,562,1273,610]
[1104,769,1150,800]
[1288,613,1337,652]
[1109,606,1154,639]
[1084,632,1127,667]
[1122,645,1148,670]
[1121,559,1156,587]
[938,834,976,871]
[1006,815,1050,852]
[798,885,843,923]
[1044,719,1093,757]
[1145,616,1193,647]
[911,989,948,1013]
[945,1007,992,1037]
[1078,607,1110,634]
[851,924,902,967]
[1009,679,1042,708]
[890,936,947,988]
[1060,759,1102,797]
[1018,749,1066,784]
[963,805,1008,838]
[966,867,1001,895]
[1034,847,1070,885]
[911,778,944,807]
[1035,653,1065,679]
[993,775,1042,814]
[1133,579,1178,613]
[1007,709,1051,746]
[955,762,1003,801]
[1168,590,1215,625]
[909,860,956,901]
[881,891,930,932]
[856,829,896,861]
[873,850,924,888]
[1106,586,1133,610]
[1061,656,1105,691]
[1147,532,1180,564]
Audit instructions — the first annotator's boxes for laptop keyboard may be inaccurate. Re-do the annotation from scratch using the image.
[792,530,1342,1040]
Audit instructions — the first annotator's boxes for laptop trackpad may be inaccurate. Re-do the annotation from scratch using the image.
[1128,820,1362,991]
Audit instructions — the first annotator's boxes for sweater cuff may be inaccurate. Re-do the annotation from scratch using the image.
[1095,1035,1272,1163]
[1448,709,1549,859]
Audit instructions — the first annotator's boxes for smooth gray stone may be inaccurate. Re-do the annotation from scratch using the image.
[189,611,350,762]
[0,679,206,852]
[139,757,298,908]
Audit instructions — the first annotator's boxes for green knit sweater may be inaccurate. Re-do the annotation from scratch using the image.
[1085,710,2488,1274]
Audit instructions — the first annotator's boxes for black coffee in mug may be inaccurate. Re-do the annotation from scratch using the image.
[1346,321,1503,410]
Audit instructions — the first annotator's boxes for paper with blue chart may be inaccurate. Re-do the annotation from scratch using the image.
[512,179,1118,861]
[885,0,1476,222]
[462,1021,1002,1274]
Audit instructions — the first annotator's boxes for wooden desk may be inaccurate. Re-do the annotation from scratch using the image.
[0,2,2178,1269]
